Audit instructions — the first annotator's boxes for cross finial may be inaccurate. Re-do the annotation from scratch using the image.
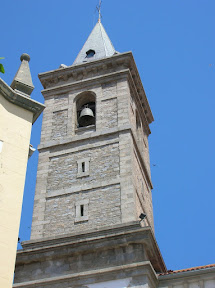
[96,0,102,22]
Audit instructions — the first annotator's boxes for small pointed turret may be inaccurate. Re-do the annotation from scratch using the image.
[11,53,34,97]
[73,21,117,65]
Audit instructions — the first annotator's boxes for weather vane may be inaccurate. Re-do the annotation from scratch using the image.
[96,0,102,22]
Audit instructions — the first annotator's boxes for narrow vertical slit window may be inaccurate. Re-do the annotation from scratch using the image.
[80,205,84,217]
[77,158,90,178]
[82,162,85,173]
[75,200,89,223]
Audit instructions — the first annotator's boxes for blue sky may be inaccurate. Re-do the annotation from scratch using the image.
[1,0,215,270]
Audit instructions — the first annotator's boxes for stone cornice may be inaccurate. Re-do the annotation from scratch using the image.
[0,78,45,123]
[38,124,131,151]
[13,261,157,288]
[17,223,166,273]
[39,52,130,79]
[46,177,120,199]
[40,69,129,96]
[20,221,141,250]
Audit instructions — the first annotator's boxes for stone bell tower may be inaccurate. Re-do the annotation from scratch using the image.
[14,20,166,288]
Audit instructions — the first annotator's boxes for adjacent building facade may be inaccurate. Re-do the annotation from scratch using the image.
[13,21,215,288]
[0,54,45,288]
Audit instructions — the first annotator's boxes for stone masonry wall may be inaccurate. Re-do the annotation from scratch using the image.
[102,81,117,98]
[135,189,143,224]
[133,149,154,230]
[31,71,145,239]
[14,241,146,284]
[129,93,151,178]
[41,94,69,142]
[100,98,118,129]
[52,109,68,139]
[40,96,54,143]
[47,142,120,192]
[42,141,121,236]
[43,184,121,237]
[142,130,151,177]
[30,133,124,240]
[128,90,153,229]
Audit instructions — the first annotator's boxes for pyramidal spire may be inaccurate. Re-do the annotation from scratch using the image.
[73,21,117,65]
[11,53,34,97]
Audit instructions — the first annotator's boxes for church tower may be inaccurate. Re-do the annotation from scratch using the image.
[14,20,166,288]
[31,19,154,239]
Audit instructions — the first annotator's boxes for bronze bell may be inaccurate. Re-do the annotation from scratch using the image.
[78,107,95,127]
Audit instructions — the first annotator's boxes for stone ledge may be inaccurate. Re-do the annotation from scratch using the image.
[101,95,117,102]
[20,221,142,250]
[17,223,166,274]
[13,261,157,288]
[46,177,120,199]
[48,137,119,158]
[38,52,132,81]
[0,78,45,123]
[75,124,96,135]
[41,69,129,96]
[38,124,131,151]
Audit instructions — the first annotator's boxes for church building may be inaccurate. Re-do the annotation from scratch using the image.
[13,18,215,288]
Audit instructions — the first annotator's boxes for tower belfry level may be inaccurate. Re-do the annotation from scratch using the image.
[14,19,215,288]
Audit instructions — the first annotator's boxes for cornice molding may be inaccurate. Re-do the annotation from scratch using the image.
[16,223,166,273]
[38,52,131,80]
[38,124,131,151]
[0,78,45,123]
[40,69,129,96]
[13,261,157,288]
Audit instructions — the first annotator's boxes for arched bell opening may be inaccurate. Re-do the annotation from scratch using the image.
[75,91,96,128]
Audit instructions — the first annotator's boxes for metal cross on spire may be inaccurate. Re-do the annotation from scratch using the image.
[96,0,102,22]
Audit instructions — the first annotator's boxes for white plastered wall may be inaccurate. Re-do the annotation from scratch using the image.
[0,94,33,288]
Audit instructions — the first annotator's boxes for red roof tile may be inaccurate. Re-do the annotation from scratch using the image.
[159,264,215,276]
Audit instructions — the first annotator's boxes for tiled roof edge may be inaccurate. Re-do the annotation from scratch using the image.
[159,264,215,276]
